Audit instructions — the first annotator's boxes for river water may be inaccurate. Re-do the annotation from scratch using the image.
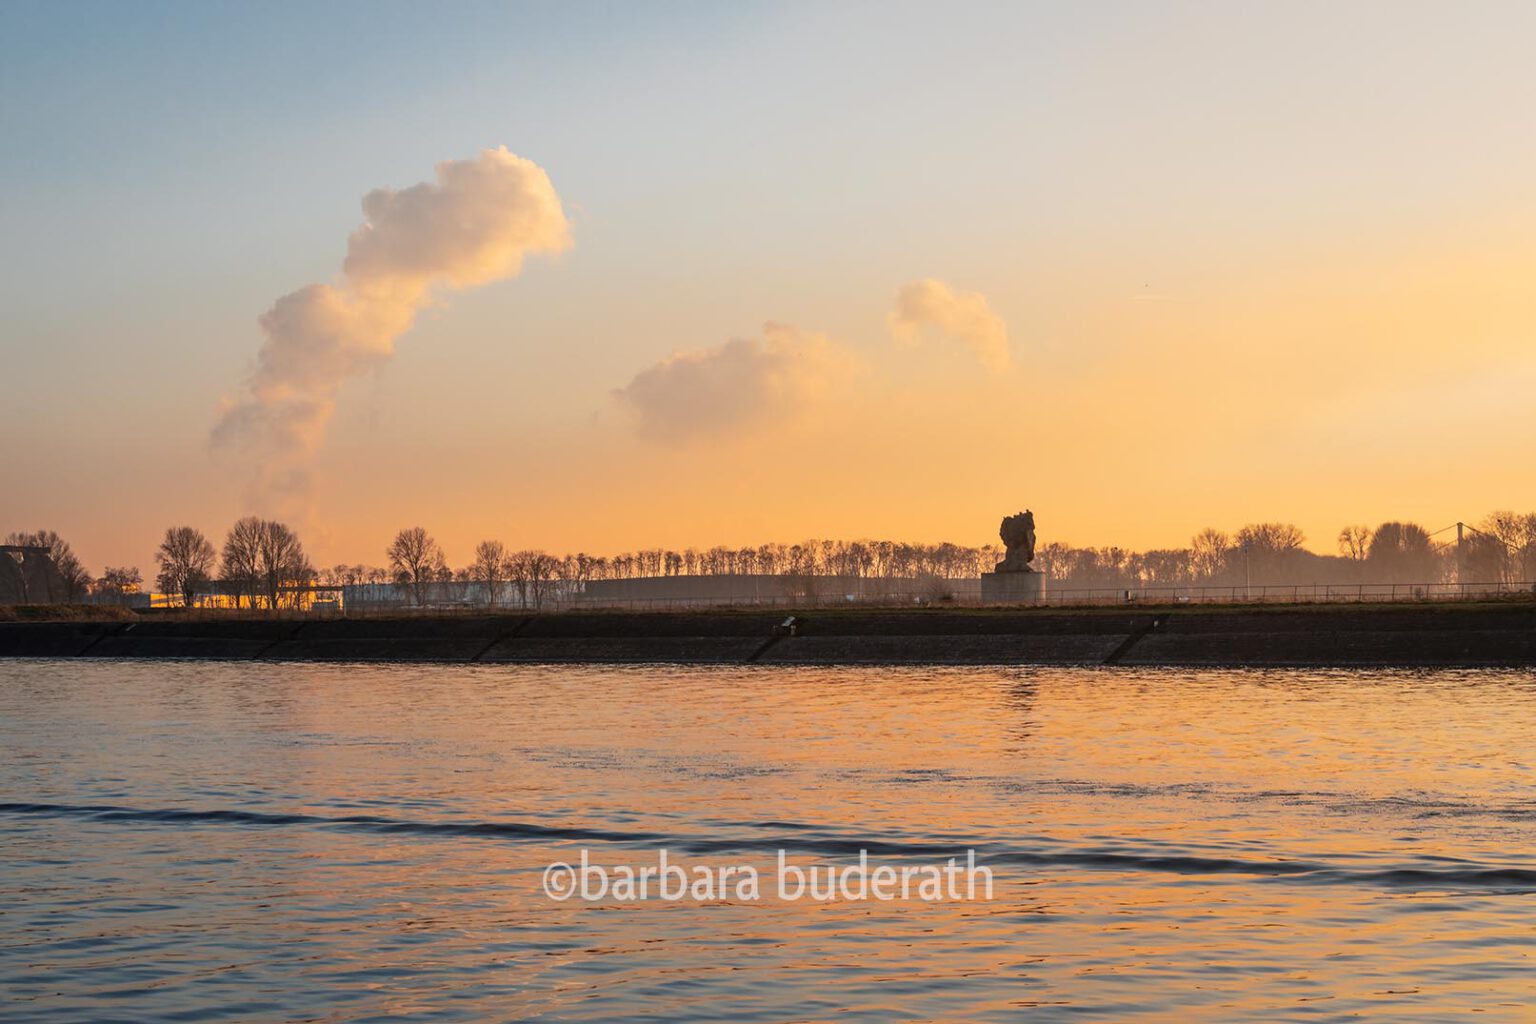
[2,660,1534,1021]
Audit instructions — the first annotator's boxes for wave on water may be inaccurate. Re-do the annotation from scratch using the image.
[3,800,1533,893]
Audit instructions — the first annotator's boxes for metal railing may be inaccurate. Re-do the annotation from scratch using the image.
[549,580,1536,611]
[73,578,1536,616]
[1023,580,1536,606]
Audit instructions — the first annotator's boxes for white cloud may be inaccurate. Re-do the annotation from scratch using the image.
[887,279,1009,372]
[213,146,570,506]
[613,322,860,443]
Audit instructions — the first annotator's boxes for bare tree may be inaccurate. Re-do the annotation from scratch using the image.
[96,566,143,597]
[254,520,313,608]
[388,527,447,607]
[1236,522,1304,553]
[469,540,508,606]
[506,549,560,609]
[1189,529,1231,581]
[554,553,589,599]
[220,517,264,608]
[558,553,597,588]
[506,551,532,607]
[320,563,368,587]
[157,526,216,607]
[1481,511,1536,583]
[530,552,560,608]
[1138,549,1193,585]
[1234,523,1305,583]
[1337,525,1371,562]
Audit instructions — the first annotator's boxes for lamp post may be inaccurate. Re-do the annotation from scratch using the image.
[1243,540,1251,600]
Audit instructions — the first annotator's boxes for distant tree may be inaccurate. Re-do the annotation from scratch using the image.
[565,553,598,585]
[1189,529,1231,581]
[219,517,264,608]
[254,520,313,608]
[1337,525,1371,562]
[763,543,788,575]
[157,526,215,607]
[387,527,446,607]
[1234,523,1306,583]
[469,540,507,606]
[507,549,559,609]
[5,530,91,601]
[1138,549,1193,585]
[319,563,368,587]
[506,551,532,606]
[1031,541,1072,580]
[532,552,561,606]
[555,553,592,594]
[1236,522,1304,554]
[978,543,1003,576]
[1480,511,1536,582]
[1461,531,1508,584]
[1366,521,1440,584]
[96,566,143,596]
[786,543,815,576]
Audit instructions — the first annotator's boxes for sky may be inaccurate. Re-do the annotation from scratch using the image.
[3,0,1536,575]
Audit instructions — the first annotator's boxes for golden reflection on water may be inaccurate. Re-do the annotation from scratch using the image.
[1,661,1534,1021]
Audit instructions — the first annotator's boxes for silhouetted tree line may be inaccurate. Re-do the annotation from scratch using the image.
[352,518,1536,604]
[304,534,1012,608]
[141,518,315,609]
[1038,517,1536,590]
[7,511,1536,608]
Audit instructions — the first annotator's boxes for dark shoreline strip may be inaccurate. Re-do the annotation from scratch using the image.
[2,604,1535,666]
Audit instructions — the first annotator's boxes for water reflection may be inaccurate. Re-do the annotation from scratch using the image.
[1,660,1534,1021]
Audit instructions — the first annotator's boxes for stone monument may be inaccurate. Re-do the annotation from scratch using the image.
[980,509,1046,603]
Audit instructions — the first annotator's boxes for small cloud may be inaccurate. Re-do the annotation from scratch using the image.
[344,146,570,291]
[613,322,860,444]
[887,279,1009,372]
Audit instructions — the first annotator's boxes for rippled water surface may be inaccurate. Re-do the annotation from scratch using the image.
[2,660,1535,1021]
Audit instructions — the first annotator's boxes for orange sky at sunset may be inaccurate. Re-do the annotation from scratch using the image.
[5,3,1536,574]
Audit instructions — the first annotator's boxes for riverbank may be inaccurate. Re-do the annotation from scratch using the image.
[2,601,1534,666]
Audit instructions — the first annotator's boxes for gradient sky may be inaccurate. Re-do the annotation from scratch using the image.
[4,0,1536,575]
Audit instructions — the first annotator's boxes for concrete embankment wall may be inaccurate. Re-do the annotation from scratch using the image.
[2,604,1534,667]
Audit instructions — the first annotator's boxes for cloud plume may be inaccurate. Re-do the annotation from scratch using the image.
[887,279,1009,372]
[613,323,860,443]
[213,146,570,502]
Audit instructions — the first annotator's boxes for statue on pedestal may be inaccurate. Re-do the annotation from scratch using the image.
[995,510,1036,572]
[981,509,1045,603]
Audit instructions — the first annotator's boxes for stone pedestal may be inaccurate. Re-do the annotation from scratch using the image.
[980,571,1046,604]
